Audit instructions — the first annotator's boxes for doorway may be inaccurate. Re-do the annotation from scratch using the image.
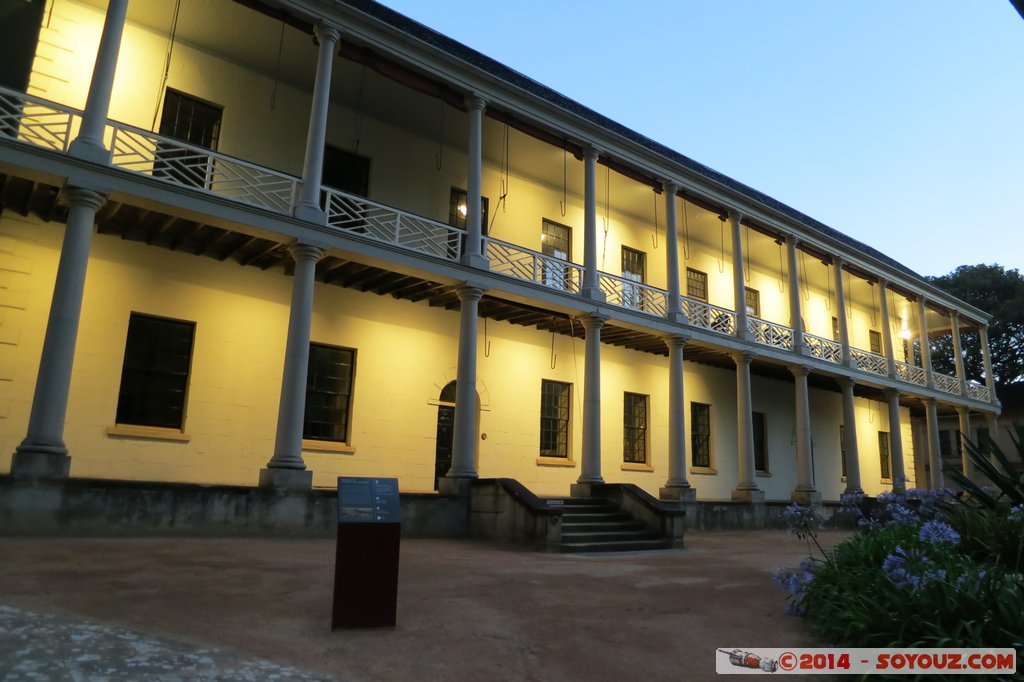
[434,381,457,490]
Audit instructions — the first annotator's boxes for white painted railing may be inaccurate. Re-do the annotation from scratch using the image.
[967,382,991,402]
[804,333,843,364]
[485,238,582,293]
[933,371,961,395]
[599,274,667,316]
[851,348,888,376]
[895,361,928,387]
[324,188,463,261]
[0,87,79,152]
[748,317,793,351]
[683,298,736,335]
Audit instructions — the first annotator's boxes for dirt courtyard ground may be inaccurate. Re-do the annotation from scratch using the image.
[0,531,850,681]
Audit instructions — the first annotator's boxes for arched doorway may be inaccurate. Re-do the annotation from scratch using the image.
[434,381,457,490]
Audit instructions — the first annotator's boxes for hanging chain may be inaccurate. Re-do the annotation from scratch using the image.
[681,197,691,260]
[651,190,659,249]
[559,142,567,217]
[777,240,785,293]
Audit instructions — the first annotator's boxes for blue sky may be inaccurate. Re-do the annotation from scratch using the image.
[377,1,1024,278]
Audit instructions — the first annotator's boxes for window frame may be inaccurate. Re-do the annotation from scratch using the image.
[839,424,847,479]
[448,187,489,233]
[541,219,573,291]
[869,329,883,355]
[690,402,713,470]
[744,287,760,318]
[622,392,649,465]
[878,430,892,482]
[753,411,769,474]
[539,379,572,459]
[686,267,708,301]
[303,342,357,445]
[322,145,371,198]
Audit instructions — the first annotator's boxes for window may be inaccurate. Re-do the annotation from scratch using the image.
[832,316,840,342]
[690,402,711,468]
[839,425,847,478]
[977,426,990,454]
[448,187,489,233]
[878,431,892,480]
[623,393,649,464]
[323,145,370,197]
[938,430,952,459]
[621,247,646,310]
[686,268,708,301]
[869,329,882,354]
[303,343,356,443]
[156,89,223,187]
[541,220,573,290]
[540,380,571,458]
[753,411,768,472]
[902,339,910,363]
[115,313,195,430]
[0,0,45,91]
[745,287,760,318]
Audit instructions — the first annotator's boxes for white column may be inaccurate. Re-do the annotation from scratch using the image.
[918,297,933,387]
[957,405,973,479]
[790,365,819,504]
[462,95,488,269]
[731,351,763,501]
[661,334,695,500]
[838,377,863,495]
[878,278,896,377]
[575,313,606,488]
[581,147,604,300]
[980,325,996,404]
[68,0,128,164]
[12,188,106,479]
[833,256,852,367]
[293,24,340,223]
[730,210,749,340]
[663,181,685,323]
[885,389,907,493]
[260,243,324,490]
[786,237,806,353]
[923,397,943,489]
[985,412,999,466]
[950,311,967,396]
[446,285,484,485]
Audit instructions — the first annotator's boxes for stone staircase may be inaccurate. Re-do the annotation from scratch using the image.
[547,496,674,553]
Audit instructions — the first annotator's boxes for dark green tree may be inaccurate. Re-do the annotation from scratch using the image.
[926,264,1024,387]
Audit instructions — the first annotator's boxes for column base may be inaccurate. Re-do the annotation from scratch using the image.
[843,486,865,497]
[580,285,606,302]
[67,138,112,165]
[292,204,327,225]
[10,450,71,480]
[790,489,822,505]
[731,488,765,503]
[437,476,473,498]
[570,482,603,498]
[460,253,490,270]
[258,467,312,492]
[659,485,697,501]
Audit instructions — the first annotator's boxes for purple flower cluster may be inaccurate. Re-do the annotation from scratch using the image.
[782,503,821,538]
[882,547,947,593]
[773,559,815,616]
[918,520,960,546]
[1009,504,1024,523]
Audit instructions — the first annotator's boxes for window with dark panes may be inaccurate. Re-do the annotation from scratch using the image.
[686,268,708,301]
[977,426,990,454]
[621,247,646,309]
[448,187,489,233]
[745,287,760,318]
[878,431,892,480]
[832,316,840,342]
[691,402,711,468]
[303,343,356,443]
[115,313,195,429]
[541,220,572,290]
[869,329,882,354]
[540,379,571,458]
[753,411,768,472]
[938,429,952,459]
[840,425,847,478]
[623,392,648,464]
[155,89,223,187]
[322,145,370,197]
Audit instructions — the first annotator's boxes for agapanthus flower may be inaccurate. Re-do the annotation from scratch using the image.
[1009,504,1024,522]
[918,519,959,546]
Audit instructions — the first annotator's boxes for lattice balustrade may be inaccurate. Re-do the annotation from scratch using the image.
[682,298,736,335]
[325,189,463,260]
[0,87,78,152]
[599,274,667,316]
[485,238,582,293]
[933,371,961,395]
[851,348,889,376]
[895,361,928,386]
[748,317,793,351]
[804,334,843,364]
[967,382,991,402]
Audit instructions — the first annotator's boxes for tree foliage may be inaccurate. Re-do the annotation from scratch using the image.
[926,264,1024,387]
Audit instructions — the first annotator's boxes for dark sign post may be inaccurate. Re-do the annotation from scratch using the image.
[331,477,401,629]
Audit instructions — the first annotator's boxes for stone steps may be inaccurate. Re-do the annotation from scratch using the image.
[546,497,674,553]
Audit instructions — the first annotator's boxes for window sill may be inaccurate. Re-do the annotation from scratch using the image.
[105,424,190,442]
[689,466,717,476]
[756,470,771,478]
[621,462,654,472]
[536,457,576,468]
[302,439,356,454]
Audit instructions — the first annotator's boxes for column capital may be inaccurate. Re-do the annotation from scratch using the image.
[577,312,608,330]
[921,396,938,408]
[287,242,325,263]
[837,376,856,391]
[788,364,811,378]
[661,179,680,195]
[883,387,902,400]
[876,276,888,289]
[583,144,601,162]
[662,333,690,350]
[731,350,754,367]
[63,187,106,211]
[728,208,743,224]
[314,23,341,46]
[465,93,487,112]
[455,284,485,303]
[833,254,844,268]
[786,233,800,247]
